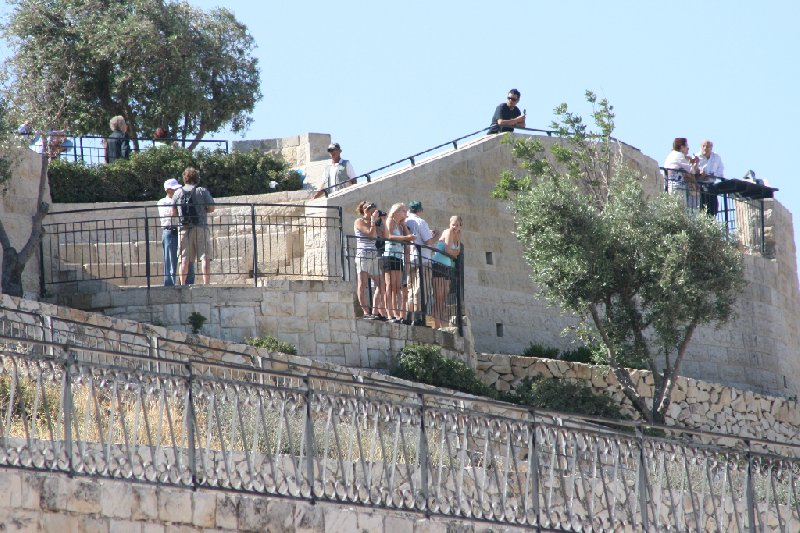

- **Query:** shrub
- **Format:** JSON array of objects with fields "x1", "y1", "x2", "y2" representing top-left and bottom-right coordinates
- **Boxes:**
[
  {"x1": 521, "y1": 343, "x2": 559, "y2": 358},
  {"x1": 391, "y1": 344, "x2": 495, "y2": 398},
  {"x1": 391, "y1": 344, "x2": 628, "y2": 420},
  {"x1": 187, "y1": 312, "x2": 207, "y2": 334},
  {"x1": 48, "y1": 147, "x2": 300, "y2": 203},
  {"x1": 512, "y1": 377, "x2": 626, "y2": 419},
  {"x1": 245, "y1": 336, "x2": 297, "y2": 355},
  {"x1": 560, "y1": 345, "x2": 595, "y2": 364}
]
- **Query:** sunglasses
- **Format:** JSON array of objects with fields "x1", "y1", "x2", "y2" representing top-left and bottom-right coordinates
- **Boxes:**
[
  {"x1": 366, "y1": 203, "x2": 376, "y2": 210},
  {"x1": 507, "y1": 96, "x2": 519, "y2": 102}
]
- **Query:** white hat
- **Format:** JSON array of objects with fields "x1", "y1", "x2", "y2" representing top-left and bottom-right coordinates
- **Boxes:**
[{"x1": 164, "y1": 178, "x2": 181, "y2": 191}]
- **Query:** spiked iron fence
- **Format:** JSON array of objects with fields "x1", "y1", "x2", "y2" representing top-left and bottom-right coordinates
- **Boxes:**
[{"x1": 1, "y1": 304, "x2": 799, "y2": 531}]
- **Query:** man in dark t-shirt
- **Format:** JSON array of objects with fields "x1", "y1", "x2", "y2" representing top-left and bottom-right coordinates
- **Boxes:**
[{"x1": 488, "y1": 88, "x2": 526, "y2": 134}]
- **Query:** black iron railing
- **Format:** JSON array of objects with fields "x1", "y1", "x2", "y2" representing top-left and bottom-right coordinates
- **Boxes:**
[
  {"x1": 1, "y1": 301, "x2": 800, "y2": 531},
  {"x1": 40, "y1": 202, "x2": 344, "y2": 293},
  {"x1": 658, "y1": 168, "x2": 777, "y2": 255},
  {"x1": 20, "y1": 132, "x2": 228, "y2": 165},
  {"x1": 344, "y1": 235, "x2": 465, "y2": 334}
]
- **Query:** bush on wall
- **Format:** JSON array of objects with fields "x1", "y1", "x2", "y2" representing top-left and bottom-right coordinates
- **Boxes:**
[{"x1": 48, "y1": 147, "x2": 302, "y2": 203}]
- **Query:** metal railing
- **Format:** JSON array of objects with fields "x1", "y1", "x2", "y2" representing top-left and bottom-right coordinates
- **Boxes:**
[
  {"x1": 344, "y1": 235, "x2": 464, "y2": 334},
  {"x1": 658, "y1": 169, "x2": 777, "y2": 256},
  {"x1": 1, "y1": 303, "x2": 799, "y2": 531},
  {"x1": 20, "y1": 133, "x2": 228, "y2": 165},
  {"x1": 40, "y1": 203, "x2": 344, "y2": 293}
]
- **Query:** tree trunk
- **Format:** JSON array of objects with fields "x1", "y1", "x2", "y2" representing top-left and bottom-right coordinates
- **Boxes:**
[{"x1": 0, "y1": 152, "x2": 49, "y2": 297}]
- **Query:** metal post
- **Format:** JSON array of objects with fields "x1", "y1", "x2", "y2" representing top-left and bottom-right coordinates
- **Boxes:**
[
  {"x1": 338, "y1": 206, "x2": 345, "y2": 281},
  {"x1": 529, "y1": 411, "x2": 541, "y2": 530},
  {"x1": 304, "y1": 377, "x2": 315, "y2": 500},
  {"x1": 186, "y1": 361, "x2": 197, "y2": 489},
  {"x1": 63, "y1": 350, "x2": 75, "y2": 477},
  {"x1": 745, "y1": 439, "x2": 756, "y2": 531},
  {"x1": 416, "y1": 246, "x2": 426, "y2": 323},
  {"x1": 418, "y1": 394, "x2": 429, "y2": 516},
  {"x1": 455, "y1": 255, "x2": 464, "y2": 337},
  {"x1": 144, "y1": 209, "x2": 151, "y2": 289},
  {"x1": 636, "y1": 426, "x2": 649, "y2": 530},
  {"x1": 250, "y1": 205, "x2": 258, "y2": 287}
]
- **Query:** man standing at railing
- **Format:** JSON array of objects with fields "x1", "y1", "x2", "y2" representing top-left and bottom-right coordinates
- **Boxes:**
[
  {"x1": 172, "y1": 167, "x2": 215, "y2": 285},
  {"x1": 158, "y1": 179, "x2": 181, "y2": 286},
  {"x1": 695, "y1": 139, "x2": 724, "y2": 215},
  {"x1": 405, "y1": 201, "x2": 438, "y2": 326},
  {"x1": 105, "y1": 116, "x2": 131, "y2": 163},
  {"x1": 313, "y1": 142, "x2": 355, "y2": 198},
  {"x1": 488, "y1": 89, "x2": 526, "y2": 134}
]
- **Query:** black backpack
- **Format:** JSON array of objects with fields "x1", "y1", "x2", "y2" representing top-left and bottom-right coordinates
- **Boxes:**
[{"x1": 178, "y1": 187, "x2": 200, "y2": 226}]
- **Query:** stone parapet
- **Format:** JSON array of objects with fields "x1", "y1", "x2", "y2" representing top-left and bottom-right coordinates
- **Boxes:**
[
  {"x1": 476, "y1": 353, "x2": 800, "y2": 444},
  {"x1": 0, "y1": 469, "x2": 526, "y2": 532}
]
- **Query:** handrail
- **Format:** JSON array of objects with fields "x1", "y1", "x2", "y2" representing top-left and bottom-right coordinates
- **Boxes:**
[
  {"x1": 318, "y1": 125, "x2": 558, "y2": 197},
  {"x1": 2, "y1": 307, "x2": 800, "y2": 530}
]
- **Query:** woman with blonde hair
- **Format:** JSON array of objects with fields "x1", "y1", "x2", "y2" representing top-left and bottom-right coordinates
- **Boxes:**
[
  {"x1": 431, "y1": 215, "x2": 462, "y2": 330},
  {"x1": 382, "y1": 203, "x2": 415, "y2": 322}
]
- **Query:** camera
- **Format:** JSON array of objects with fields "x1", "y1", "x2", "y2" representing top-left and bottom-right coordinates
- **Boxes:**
[{"x1": 377, "y1": 210, "x2": 387, "y2": 217}]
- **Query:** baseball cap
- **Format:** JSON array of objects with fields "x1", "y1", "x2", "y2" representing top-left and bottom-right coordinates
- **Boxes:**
[
  {"x1": 327, "y1": 142, "x2": 341, "y2": 151},
  {"x1": 164, "y1": 178, "x2": 181, "y2": 191},
  {"x1": 409, "y1": 201, "x2": 422, "y2": 212}
]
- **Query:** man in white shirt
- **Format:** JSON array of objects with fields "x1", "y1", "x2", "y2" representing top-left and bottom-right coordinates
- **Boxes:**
[
  {"x1": 405, "y1": 201, "x2": 439, "y2": 326},
  {"x1": 314, "y1": 142, "x2": 355, "y2": 198},
  {"x1": 158, "y1": 179, "x2": 182, "y2": 286},
  {"x1": 696, "y1": 140, "x2": 724, "y2": 178},
  {"x1": 696, "y1": 139, "x2": 724, "y2": 215}
]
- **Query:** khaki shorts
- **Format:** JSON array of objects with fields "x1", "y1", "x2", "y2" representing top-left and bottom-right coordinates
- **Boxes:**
[
  {"x1": 179, "y1": 226, "x2": 213, "y2": 263},
  {"x1": 356, "y1": 251, "x2": 381, "y2": 277}
]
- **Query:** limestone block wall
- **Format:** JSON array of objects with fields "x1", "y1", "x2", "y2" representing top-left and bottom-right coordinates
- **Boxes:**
[
  {"x1": 0, "y1": 468, "x2": 508, "y2": 533},
  {"x1": 311, "y1": 132, "x2": 800, "y2": 399},
  {"x1": 0, "y1": 146, "x2": 50, "y2": 298},
  {"x1": 477, "y1": 353, "x2": 800, "y2": 445},
  {"x1": 42, "y1": 281, "x2": 469, "y2": 370}
]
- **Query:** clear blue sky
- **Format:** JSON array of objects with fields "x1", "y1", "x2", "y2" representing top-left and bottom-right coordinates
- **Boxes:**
[{"x1": 3, "y1": 1, "x2": 800, "y2": 259}]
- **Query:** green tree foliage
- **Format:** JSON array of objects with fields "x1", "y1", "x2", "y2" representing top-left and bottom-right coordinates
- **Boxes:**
[
  {"x1": 48, "y1": 148, "x2": 301, "y2": 203},
  {"x1": 493, "y1": 91, "x2": 745, "y2": 424},
  {"x1": 2, "y1": 0, "x2": 261, "y2": 147}
]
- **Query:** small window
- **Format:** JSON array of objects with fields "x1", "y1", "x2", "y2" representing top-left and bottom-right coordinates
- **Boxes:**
[
  {"x1": 485, "y1": 252, "x2": 494, "y2": 265},
  {"x1": 496, "y1": 323, "x2": 504, "y2": 337}
]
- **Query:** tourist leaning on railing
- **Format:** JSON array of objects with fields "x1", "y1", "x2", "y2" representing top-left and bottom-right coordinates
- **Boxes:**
[
  {"x1": 383, "y1": 203, "x2": 415, "y2": 323},
  {"x1": 694, "y1": 139, "x2": 725, "y2": 215},
  {"x1": 405, "y1": 201, "x2": 438, "y2": 327},
  {"x1": 354, "y1": 201, "x2": 386, "y2": 320},
  {"x1": 431, "y1": 215, "x2": 462, "y2": 330},
  {"x1": 663, "y1": 137, "x2": 700, "y2": 208}
]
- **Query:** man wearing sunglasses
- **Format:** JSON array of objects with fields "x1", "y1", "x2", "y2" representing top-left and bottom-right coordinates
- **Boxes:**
[{"x1": 488, "y1": 89, "x2": 526, "y2": 134}]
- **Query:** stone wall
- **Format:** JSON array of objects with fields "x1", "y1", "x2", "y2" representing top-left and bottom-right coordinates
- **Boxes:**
[
  {"x1": 476, "y1": 353, "x2": 800, "y2": 445},
  {"x1": 0, "y1": 469, "x2": 522, "y2": 533},
  {"x1": 38, "y1": 281, "x2": 470, "y2": 370},
  {"x1": 310, "y1": 132, "x2": 800, "y2": 399},
  {"x1": 0, "y1": 146, "x2": 50, "y2": 298}
]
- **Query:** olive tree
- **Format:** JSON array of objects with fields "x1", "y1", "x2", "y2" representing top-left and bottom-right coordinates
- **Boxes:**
[
  {"x1": 2, "y1": 0, "x2": 261, "y2": 148},
  {"x1": 493, "y1": 92, "x2": 744, "y2": 424}
]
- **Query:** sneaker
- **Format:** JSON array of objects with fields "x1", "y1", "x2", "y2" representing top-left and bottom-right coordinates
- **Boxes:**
[
  {"x1": 402, "y1": 318, "x2": 413, "y2": 325},
  {"x1": 375, "y1": 315, "x2": 388, "y2": 321},
  {"x1": 363, "y1": 314, "x2": 377, "y2": 320},
  {"x1": 412, "y1": 318, "x2": 425, "y2": 327}
]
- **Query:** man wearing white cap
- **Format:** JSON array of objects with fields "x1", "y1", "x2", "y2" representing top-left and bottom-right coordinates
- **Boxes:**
[
  {"x1": 158, "y1": 178, "x2": 182, "y2": 286},
  {"x1": 314, "y1": 142, "x2": 355, "y2": 198}
]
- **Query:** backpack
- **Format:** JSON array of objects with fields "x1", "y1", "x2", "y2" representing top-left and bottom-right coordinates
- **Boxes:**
[{"x1": 178, "y1": 187, "x2": 200, "y2": 226}]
